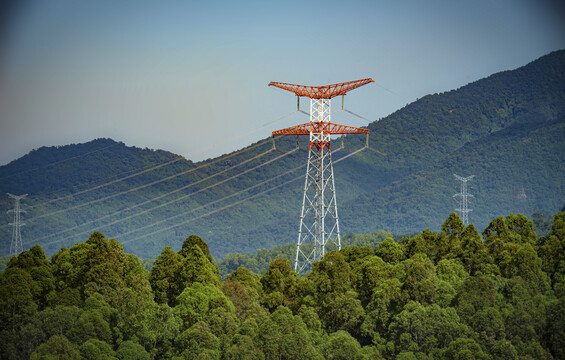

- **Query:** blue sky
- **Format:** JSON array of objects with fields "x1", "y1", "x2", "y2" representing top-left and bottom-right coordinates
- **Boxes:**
[{"x1": 0, "y1": 0, "x2": 564, "y2": 165}]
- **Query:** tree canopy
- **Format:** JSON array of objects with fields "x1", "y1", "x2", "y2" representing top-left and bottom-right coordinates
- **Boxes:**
[{"x1": 1, "y1": 211, "x2": 564, "y2": 359}]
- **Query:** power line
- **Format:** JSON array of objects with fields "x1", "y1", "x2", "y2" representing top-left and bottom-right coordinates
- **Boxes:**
[
  {"x1": 339, "y1": 95, "x2": 380, "y2": 124},
  {"x1": 89, "y1": 148, "x2": 298, "y2": 232},
  {"x1": 123, "y1": 173, "x2": 303, "y2": 245},
  {"x1": 26, "y1": 155, "x2": 185, "y2": 212},
  {"x1": 24, "y1": 139, "x2": 273, "y2": 225},
  {"x1": 32, "y1": 147, "x2": 299, "y2": 247},
  {"x1": 27, "y1": 139, "x2": 366, "y2": 250},
  {"x1": 29, "y1": 144, "x2": 274, "y2": 244},
  {"x1": 0, "y1": 142, "x2": 119, "y2": 181},
  {"x1": 19, "y1": 109, "x2": 297, "y2": 214},
  {"x1": 120, "y1": 160, "x2": 307, "y2": 244},
  {"x1": 29, "y1": 140, "x2": 272, "y2": 239},
  {"x1": 0, "y1": 153, "x2": 189, "y2": 231},
  {"x1": 372, "y1": 80, "x2": 410, "y2": 102},
  {"x1": 7, "y1": 110, "x2": 298, "y2": 243},
  {"x1": 6, "y1": 105, "x2": 371, "y2": 253},
  {"x1": 0, "y1": 154, "x2": 184, "y2": 230},
  {"x1": 121, "y1": 144, "x2": 364, "y2": 246}
]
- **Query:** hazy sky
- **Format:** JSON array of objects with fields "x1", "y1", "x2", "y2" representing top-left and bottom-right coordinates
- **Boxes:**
[{"x1": 0, "y1": 0, "x2": 564, "y2": 165}]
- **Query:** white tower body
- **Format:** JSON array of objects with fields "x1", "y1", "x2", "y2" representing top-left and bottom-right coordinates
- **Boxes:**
[
  {"x1": 295, "y1": 98, "x2": 341, "y2": 273},
  {"x1": 8, "y1": 193, "x2": 27, "y2": 256},
  {"x1": 453, "y1": 174, "x2": 474, "y2": 226}
]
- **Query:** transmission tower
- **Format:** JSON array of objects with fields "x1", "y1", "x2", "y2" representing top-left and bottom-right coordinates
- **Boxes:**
[
  {"x1": 7, "y1": 193, "x2": 27, "y2": 256},
  {"x1": 270, "y1": 78, "x2": 374, "y2": 273},
  {"x1": 453, "y1": 174, "x2": 474, "y2": 226}
]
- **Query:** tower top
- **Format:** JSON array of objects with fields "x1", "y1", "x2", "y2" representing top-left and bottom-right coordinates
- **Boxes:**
[
  {"x1": 7, "y1": 193, "x2": 28, "y2": 200},
  {"x1": 269, "y1": 78, "x2": 374, "y2": 99},
  {"x1": 454, "y1": 174, "x2": 475, "y2": 182}
]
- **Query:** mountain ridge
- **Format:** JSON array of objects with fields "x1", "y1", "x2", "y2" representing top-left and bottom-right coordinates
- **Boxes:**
[{"x1": 1, "y1": 50, "x2": 564, "y2": 259}]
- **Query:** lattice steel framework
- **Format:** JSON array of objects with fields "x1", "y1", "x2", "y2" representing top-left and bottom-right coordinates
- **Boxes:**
[
  {"x1": 7, "y1": 193, "x2": 27, "y2": 256},
  {"x1": 453, "y1": 174, "x2": 474, "y2": 226},
  {"x1": 270, "y1": 79, "x2": 373, "y2": 273}
]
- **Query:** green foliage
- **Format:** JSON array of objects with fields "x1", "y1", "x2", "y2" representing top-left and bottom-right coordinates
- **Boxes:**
[
  {"x1": 116, "y1": 340, "x2": 151, "y2": 360},
  {"x1": 174, "y1": 282, "x2": 235, "y2": 330},
  {"x1": 1, "y1": 213, "x2": 564, "y2": 359},
  {"x1": 4, "y1": 245, "x2": 55, "y2": 310},
  {"x1": 150, "y1": 236, "x2": 221, "y2": 308},
  {"x1": 309, "y1": 251, "x2": 352, "y2": 295},
  {"x1": 441, "y1": 337, "x2": 488, "y2": 360},
  {"x1": 375, "y1": 237, "x2": 405, "y2": 264},
  {"x1": 179, "y1": 235, "x2": 214, "y2": 264},
  {"x1": 361, "y1": 277, "x2": 402, "y2": 347},
  {"x1": 141, "y1": 302, "x2": 181, "y2": 359},
  {"x1": 351, "y1": 255, "x2": 394, "y2": 306},
  {"x1": 388, "y1": 301, "x2": 471, "y2": 355},
  {"x1": 222, "y1": 268, "x2": 265, "y2": 321},
  {"x1": 537, "y1": 211, "x2": 565, "y2": 292},
  {"x1": 342, "y1": 230, "x2": 395, "y2": 248},
  {"x1": 218, "y1": 243, "x2": 296, "y2": 280},
  {"x1": 178, "y1": 241, "x2": 221, "y2": 288},
  {"x1": 260, "y1": 258, "x2": 298, "y2": 311},
  {"x1": 224, "y1": 334, "x2": 264, "y2": 360},
  {"x1": 0, "y1": 266, "x2": 38, "y2": 332},
  {"x1": 175, "y1": 321, "x2": 220, "y2": 360},
  {"x1": 30, "y1": 335, "x2": 81, "y2": 360},
  {"x1": 256, "y1": 306, "x2": 322, "y2": 360},
  {"x1": 322, "y1": 330, "x2": 364, "y2": 360},
  {"x1": 490, "y1": 339, "x2": 518, "y2": 360},
  {"x1": 150, "y1": 246, "x2": 184, "y2": 305},
  {"x1": 0, "y1": 256, "x2": 12, "y2": 273},
  {"x1": 80, "y1": 338, "x2": 118, "y2": 360},
  {"x1": 400, "y1": 255, "x2": 438, "y2": 306},
  {"x1": 50, "y1": 232, "x2": 130, "y2": 307},
  {"x1": 547, "y1": 296, "x2": 565, "y2": 359}
]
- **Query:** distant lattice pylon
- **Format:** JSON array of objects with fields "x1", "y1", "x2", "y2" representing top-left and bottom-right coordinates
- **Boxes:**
[
  {"x1": 517, "y1": 187, "x2": 527, "y2": 200},
  {"x1": 270, "y1": 78, "x2": 373, "y2": 273},
  {"x1": 7, "y1": 193, "x2": 27, "y2": 256},
  {"x1": 453, "y1": 174, "x2": 474, "y2": 226}
]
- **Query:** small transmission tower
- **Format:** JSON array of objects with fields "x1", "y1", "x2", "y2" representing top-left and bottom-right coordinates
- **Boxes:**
[
  {"x1": 270, "y1": 78, "x2": 373, "y2": 273},
  {"x1": 7, "y1": 193, "x2": 27, "y2": 256},
  {"x1": 453, "y1": 174, "x2": 474, "y2": 226}
]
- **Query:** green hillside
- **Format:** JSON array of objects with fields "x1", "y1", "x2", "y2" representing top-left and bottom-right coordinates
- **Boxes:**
[
  {"x1": 340, "y1": 117, "x2": 564, "y2": 233},
  {"x1": 0, "y1": 50, "x2": 564, "y2": 259}
]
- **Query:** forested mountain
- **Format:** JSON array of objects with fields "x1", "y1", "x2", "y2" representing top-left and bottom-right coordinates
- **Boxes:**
[
  {"x1": 0, "y1": 50, "x2": 564, "y2": 259},
  {"x1": 1, "y1": 212, "x2": 564, "y2": 359}
]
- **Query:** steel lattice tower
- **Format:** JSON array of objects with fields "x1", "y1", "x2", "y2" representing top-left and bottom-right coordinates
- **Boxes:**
[
  {"x1": 7, "y1": 193, "x2": 27, "y2": 256},
  {"x1": 270, "y1": 79, "x2": 373, "y2": 273},
  {"x1": 453, "y1": 174, "x2": 474, "y2": 226}
]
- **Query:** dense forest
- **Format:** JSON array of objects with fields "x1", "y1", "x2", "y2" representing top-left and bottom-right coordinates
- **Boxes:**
[
  {"x1": 1, "y1": 211, "x2": 564, "y2": 359},
  {"x1": 0, "y1": 50, "x2": 564, "y2": 260}
]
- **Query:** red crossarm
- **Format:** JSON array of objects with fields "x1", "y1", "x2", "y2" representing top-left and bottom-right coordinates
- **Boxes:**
[
  {"x1": 269, "y1": 78, "x2": 374, "y2": 99},
  {"x1": 272, "y1": 122, "x2": 369, "y2": 151},
  {"x1": 272, "y1": 122, "x2": 369, "y2": 136}
]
